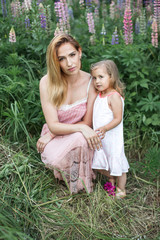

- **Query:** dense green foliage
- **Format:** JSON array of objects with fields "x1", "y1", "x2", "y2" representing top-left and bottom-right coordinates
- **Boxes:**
[{"x1": 0, "y1": 0, "x2": 160, "y2": 239}]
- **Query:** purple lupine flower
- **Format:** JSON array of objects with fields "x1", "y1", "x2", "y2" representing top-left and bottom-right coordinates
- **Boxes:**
[
  {"x1": 104, "y1": 182, "x2": 116, "y2": 196},
  {"x1": 111, "y1": 27, "x2": 119, "y2": 45},
  {"x1": 147, "y1": 15, "x2": 153, "y2": 26},
  {"x1": 25, "y1": 17, "x2": 30, "y2": 28},
  {"x1": 123, "y1": 6, "x2": 133, "y2": 45},
  {"x1": 54, "y1": 0, "x2": 70, "y2": 34},
  {"x1": 151, "y1": 18, "x2": 158, "y2": 48},
  {"x1": 1, "y1": 0, "x2": 7, "y2": 17},
  {"x1": 137, "y1": 0, "x2": 143, "y2": 9},
  {"x1": 86, "y1": 0, "x2": 92, "y2": 9},
  {"x1": 102, "y1": 0, "x2": 107, "y2": 21},
  {"x1": 9, "y1": 27, "x2": 16, "y2": 43},
  {"x1": 40, "y1": 13, "x2": 46, "y2": 29},
  {"x1": 117, "y1": 0, "x2": 124, "y2": 10},
  {"x1": 135, "y1": 17, "x2": 140, "y2": 34}
]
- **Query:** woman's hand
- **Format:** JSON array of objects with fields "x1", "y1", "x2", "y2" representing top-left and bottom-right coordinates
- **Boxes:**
[
  {"x1": 36, "y1": 132, "x2": 54, "y2": 153},
  {"x1": 79, "y1": 125, "x2": 102, "y2": 150}
]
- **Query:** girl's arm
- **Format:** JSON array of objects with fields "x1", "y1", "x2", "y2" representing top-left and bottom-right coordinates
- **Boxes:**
[
  {"x1": 96, "y1": 94, "x2": 123, "y2": 139},
  {"x1": 37, "y1": 76, "x2": 101, "y2": 152}
]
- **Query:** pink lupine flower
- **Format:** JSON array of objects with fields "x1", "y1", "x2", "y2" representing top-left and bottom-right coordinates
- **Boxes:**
[
  {"x1": 151, "y1": 18, "x2": 158, "y2": 48},
  {"x1": 24, "y1": 0, "x2": 32, "y2": 11},
  {"x1": 79, "y1": 0, "x2": 84, "y2": 7},
  {"x1": 9, "y1": 27, "x2": 16, "y2": 43},
  {"x1": 110, "y1": 1, "x2": 115, "y2": 20},
  {"x1": 11, "y1": 0, "x2": 21, "y2": 18},
  {"x1": 153, "y1": 0, "x2": 160, "y2": 31},
  {"x1": 87, "y1": 12, "x2": 95, "y2": 34},
  {"x1": 123, "y1": 6, "x2": 133, "y2": 44},
  {"x1": 125, "y1": 0, "x2": 131, "y2": 8}
]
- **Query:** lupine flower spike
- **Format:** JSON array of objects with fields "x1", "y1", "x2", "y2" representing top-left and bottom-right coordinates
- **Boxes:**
[
  {"x1": 101, "y1": 23, "x2": 106, "y2": 45},
  {"x1": 111, "y1": 27, "x2": 119, "y2": 45},
  {"x1": 1, "y1": 0, "x2": 7, "y2": 17},
  {"x1": 104, "y1": 182, "x2": 116, "y2": 196},
  {"x1": 151, "y1": 18, "x2": 158, "y2": 48},
  {"x1": 9, "y1": 27, "x2": 16, "y2": 43},
  {"x1": 123, "y1": 6, "x2": 133, "y2": 44}
]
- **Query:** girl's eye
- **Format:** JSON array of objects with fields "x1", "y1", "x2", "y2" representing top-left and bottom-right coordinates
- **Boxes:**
[
  {"x1": 100, "y1": 75, "x2": 103, "y2": 78},
  {"x1": 70, "y1": 53, "x2": 76, "y2": 57},
  {"x1": 92, "y1": 77, "x2": 96, "y2": 80}
]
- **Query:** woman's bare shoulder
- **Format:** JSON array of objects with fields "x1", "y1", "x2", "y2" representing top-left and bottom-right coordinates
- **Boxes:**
[
  {"x1": 80, "y1": 70, "x2": 91, "y2": 80},
  {"x1": 40, "y1": 74, "x2": 48, "y2": 85},
  {"x1": 39, "y1": 75, "x2": 48, "y2": 91}
]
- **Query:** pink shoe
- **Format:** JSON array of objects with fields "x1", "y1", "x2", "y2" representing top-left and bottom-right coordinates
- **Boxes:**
[{"x1": 104, "y1": 182, "x2": 116, "y2": 196}]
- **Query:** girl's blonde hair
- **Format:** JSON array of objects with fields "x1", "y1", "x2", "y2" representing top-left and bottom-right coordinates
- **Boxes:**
[
  {"x1": 90, "y1": 60, "x2": 125, "y2": 97},
  {"x1": 46, "y1": 33, "x2": 81, "y2": 107}
]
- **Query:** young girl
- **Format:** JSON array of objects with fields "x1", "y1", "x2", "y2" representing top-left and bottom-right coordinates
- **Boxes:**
[{"x1": 91, "y1": 60, "x2": 129, "y2": 199}]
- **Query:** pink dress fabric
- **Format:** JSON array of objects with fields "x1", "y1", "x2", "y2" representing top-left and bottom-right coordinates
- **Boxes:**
[{"x1": 41, "y1": 79, "x2": 95, "y2": 193}]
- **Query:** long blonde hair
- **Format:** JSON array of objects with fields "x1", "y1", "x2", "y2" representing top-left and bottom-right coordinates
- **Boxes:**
[
  {"x1": 90, "y1": 60, "x2": 125, "y2": 97},
  {"x1": 46, "y1": 33, "x2": 81, "y2": 107}
]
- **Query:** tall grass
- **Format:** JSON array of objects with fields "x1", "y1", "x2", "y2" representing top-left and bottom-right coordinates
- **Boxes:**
[{"x1": 0, "y1": 138, "x2": 159, "y2": 240}]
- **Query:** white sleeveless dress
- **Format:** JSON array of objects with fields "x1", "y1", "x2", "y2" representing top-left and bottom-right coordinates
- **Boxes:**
[{"x1": 92, "y1": 92, "x2": 129, "y2": 176}]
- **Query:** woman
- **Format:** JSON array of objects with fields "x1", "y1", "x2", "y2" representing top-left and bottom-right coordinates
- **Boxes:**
[{"x1": 36, "y1": 33, "x2": 101, "y2": 194}]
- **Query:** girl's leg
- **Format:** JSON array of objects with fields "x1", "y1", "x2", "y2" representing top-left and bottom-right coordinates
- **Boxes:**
[
  {"x1": 97, "y1": 170, "x2": 116, "y2": 185},
  {"x1": 116, "y1": 173, "x2": 127, "y2": 199},
  {"x1": 117, "y1": 173, "x2": 127, "y2": 191}
]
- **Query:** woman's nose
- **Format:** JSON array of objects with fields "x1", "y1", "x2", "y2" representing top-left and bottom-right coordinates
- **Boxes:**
[{"x1": 66, "y1": 58, "x2": 72, "y2": 66}]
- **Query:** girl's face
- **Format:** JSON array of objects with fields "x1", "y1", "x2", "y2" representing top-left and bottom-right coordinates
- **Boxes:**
[
  {"x1": 92, "y1": 65, "x2": 113, "y2": 93},
  {"x1": 57, "y1": 43, "x2": 82, "y2": 76}
]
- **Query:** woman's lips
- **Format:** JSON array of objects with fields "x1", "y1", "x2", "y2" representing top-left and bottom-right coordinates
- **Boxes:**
[{"x1": 68, "y1": 67, "x2": 76, "y2": 72}]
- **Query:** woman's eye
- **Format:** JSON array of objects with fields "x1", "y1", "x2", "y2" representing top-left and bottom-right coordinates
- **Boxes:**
[
  {"x1": 100, "y1": 75, "x2": 103, "y2": 78},
  {"x1": 70, "y1": 53, "x2": 76, "y2": 57},
  {"x1": 59, "y1": 58, "x2": 64, "y2": 61}
]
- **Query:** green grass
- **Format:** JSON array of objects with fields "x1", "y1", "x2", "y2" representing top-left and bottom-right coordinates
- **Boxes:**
[{"x1": 0, "y1": 138, "x2": 159, "y2": 240}]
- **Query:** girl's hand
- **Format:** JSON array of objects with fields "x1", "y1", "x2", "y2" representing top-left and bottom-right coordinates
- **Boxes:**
[
  {"x1": 95, "y1": 127, "x2": 107, "y2": 140},
  {"x1": 36, "y1": 132, "x2": 54, "y2": 153},
  {"x1": 80, "y1": 125, "x2": 102, "y2": 150}
]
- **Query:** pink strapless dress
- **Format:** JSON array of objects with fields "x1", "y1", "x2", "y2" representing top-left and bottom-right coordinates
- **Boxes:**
[{"x1": 40, "y1": 97, "x2": 95, "y2": 194}]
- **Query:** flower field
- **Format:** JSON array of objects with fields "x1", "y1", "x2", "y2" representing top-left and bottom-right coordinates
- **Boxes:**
[{"x1": 0, "y1": 0, "x2": 160, "y2": 239}]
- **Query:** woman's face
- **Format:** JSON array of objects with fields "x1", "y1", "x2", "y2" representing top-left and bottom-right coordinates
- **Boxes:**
[{"x1": 57, "y1": 43, "x2": 82, "y2": 76}]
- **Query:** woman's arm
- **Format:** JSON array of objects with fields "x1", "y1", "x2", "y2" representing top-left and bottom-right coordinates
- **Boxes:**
[
  {"x1": 38, "y1": 76, "x2": 101, "y2": 151},
  {"x1": 95, "y1": 94, "x2": 123, "y2": 139}
]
